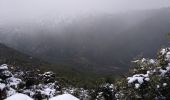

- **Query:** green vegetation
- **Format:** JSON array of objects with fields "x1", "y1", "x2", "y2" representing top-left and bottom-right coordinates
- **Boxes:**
[{"x1": 0, "y1": 43, "x2": 116, "y2": 89}]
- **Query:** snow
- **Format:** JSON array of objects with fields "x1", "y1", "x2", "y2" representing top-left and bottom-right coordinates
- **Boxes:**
[
  {"x1": 147, "y1": 71, "x2": 150, "y2": 74},
  {"x1": 159, "y1": 65, "x2": 170, "y2": 76},
  {"x1": 109, "y1": 84, "x2": 114, "y2": 89},
  {"x1": 141, "y1": 58, "x2": 146, "y2": 62},
  {"x1": 127, "y1": 73, "x2": 149, "y2": 84},
  {"x1": 5, "y1": 93, "x2": 33, "y2": 100},
  {"x1": 22, "y1": 89, "x2": 35, "y2": 97},
  {"x1": 43, "y1": 71, "x2": 54, "y2": 77},
  {"x1": 163, "y1": 83, "x2": 167, "y2": 87},
  {"x1": 44, "y1": 87, "x2": 56, "y2": 96},
  {"x1": 2, "y1": 70, "x2": 12, "y2": 77},
  {"x1": 135, "y1": 83, "x2": 140, "y2": 89},
  {"x1": 131, "y1": 60, "x2": 139, "y2": 63},
  {"x1": 128, "y1": 76, "x2": 143, "y2": 84},
  {"x1": 0, "y1": 64, "x2": 8, "y2": 70},
  {"x1": 49, "y1": 94, "x2": 79, "y2": 100},
  {"x1": 160, "y1": 48, "x2": 170, "y2": 62},
  {"x1": 166, "y1": 52, "x2": 170, "y2": 55},
  {"x1": 6, "y1": 88, "x2": 16, "y2": 97},
  {"x1": 160, "y1": 69, "x2": 167, "y2": 76},
  {"x1": 6, "y1": 77, "x2": 22, "y2": 88},
  {"x1": 166, "y1": 52, "x2": 170, "y2": 62},
  {"x1": 149, "y1": 59, "x2": 156, "y2": 64},
  {"x1": 0, "y1": 64, "x2": 86, "y2": 99},
  {"x1": 0, "y1": 83, "x2": 6, "y2": 90},
  {"x1": 160, "y1": 48, "x2": 166, "y2": 55},
  {"x1": 145, "y1": 78, "x2": 150, "y2": 81},
  {"x1": 43, "y1": 83, "x2": 56, "y2": 95},
  {"x1": 35, "y1": 82, "x2": 56, "y2": 98}
]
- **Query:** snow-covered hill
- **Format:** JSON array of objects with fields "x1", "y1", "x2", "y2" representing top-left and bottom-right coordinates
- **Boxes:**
[
  {"x1": 5, "y1": 93, "x2": 33, "y2": 100},
  {"x1": 0, "y1": 64, "x2": 89, "y2": 100},
  {"x1": 49, "y1": 94, "x2": 79, "y2": 100},
  {"x1": 5, "y1": 93, "x2": 79, "y2": 100}
]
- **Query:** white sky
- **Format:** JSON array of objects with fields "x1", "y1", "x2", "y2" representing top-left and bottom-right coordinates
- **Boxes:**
[{"x1": 0, "y1": 0, "x2": 170, "y2": 22}]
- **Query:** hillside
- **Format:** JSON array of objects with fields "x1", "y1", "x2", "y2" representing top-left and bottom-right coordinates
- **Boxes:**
[
  {"x1": 0, "y1": 43, "x2": 114, "y2": 88},
  {"x1": 0, "y1": 43, "x2": 45, "y2": 67},
  {"x1": 1, "y1": 45, "x2": 170, "y2": 100}
]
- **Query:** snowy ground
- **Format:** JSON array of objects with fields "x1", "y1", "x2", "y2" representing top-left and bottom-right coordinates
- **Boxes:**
[{"x1": 5, "y1": 93, "x2": 79, "y2": 100}]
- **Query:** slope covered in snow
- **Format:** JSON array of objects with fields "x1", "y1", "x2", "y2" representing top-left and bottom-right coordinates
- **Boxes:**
[
  {"x1": 5, "y1": 93, "x2": 79, "y2": 100},
  {"x1": 0, "y1": 63, "x2": 91, "y2": 100},
  {"x1": 5, "y1": 93, "x2": 33, "y2": 100},
  {"x1": 49, "y1": 94, "x2": 79, "y2": 100}
]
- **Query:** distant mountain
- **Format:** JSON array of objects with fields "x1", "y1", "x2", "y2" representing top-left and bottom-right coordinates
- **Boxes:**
[{"x1": 0, "y1": 7, "x2": 170, "y2": 75}]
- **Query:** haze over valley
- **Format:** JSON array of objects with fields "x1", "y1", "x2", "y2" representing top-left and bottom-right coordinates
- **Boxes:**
[
  {"x1": 0, "y1": 7, "x2": 170, "y2": 75},
  {"x1": 1, "y1": 0, "x2": 170, "y2": 99}
]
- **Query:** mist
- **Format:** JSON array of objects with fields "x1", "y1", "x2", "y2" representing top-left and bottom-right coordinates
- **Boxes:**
[
  {"x1": 0, "y1": 0, "x2": 170, "y2": 24},
  {"x1": 0, "y1": 0, "x2": 170, "y2": 74}
]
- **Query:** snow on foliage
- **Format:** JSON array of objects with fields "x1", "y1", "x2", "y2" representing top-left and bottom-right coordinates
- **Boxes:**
[
  {"x1": 0, "y1": 64, "x2": 58, "y2": 99},
  {"x1": 94, "y1": 83, "x2": 116, "y2": 100},
  {"x1": 6, "y1": 77, "x2": 22, "y2": 88},
  {"x1": 119, "y1": 47, "x2": 170, "y2": 99},
  {"x1": 0, "y1": 64, "x2": 20, "y2": 98},
  {"x1": 0, "y1": 64, "x2": 91, "y2": 100},
  {"x1": 127, "y1": 72, "x2": 149, "y2": 84},
  {"x1": 135, "y1": 83, "x2": 140, "y2": 89},
  {"x1": 0, "y1": 83, "x2": 5, "y2": 90},
  {"x1": 159, "y1": 63, "x2": 170, "y2": 76},
  {"x1": 2, "y1": 47, "x2": 170, "y2": 100},
  {"x1": 0, "y1": 64, "x2": 8, "y2": 70}
]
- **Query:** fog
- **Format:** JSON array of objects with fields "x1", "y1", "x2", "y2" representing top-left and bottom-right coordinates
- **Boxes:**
[
  {"x1": 0, "y1": 0, "x2": 170, "y2": 24},
  {"x1": 0, "y1": 0, "x2": 170, "y2": 74}
]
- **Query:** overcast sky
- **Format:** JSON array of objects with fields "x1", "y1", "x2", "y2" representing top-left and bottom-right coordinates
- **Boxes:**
[{"x1": 0, "y1": 0, "x2": 170, "y2": 22}]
